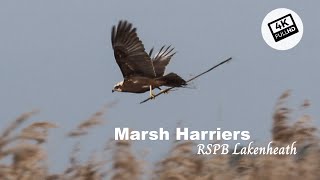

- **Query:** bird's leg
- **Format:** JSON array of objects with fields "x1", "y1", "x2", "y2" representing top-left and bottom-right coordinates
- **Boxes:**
[{"x1": 149, "y1": 85, "x2": 155, "y2": 99}]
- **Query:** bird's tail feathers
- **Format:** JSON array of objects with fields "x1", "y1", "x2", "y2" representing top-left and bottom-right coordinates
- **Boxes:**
[{"x1": 156, "y1": 73, "x2": 187, "y2": 87}]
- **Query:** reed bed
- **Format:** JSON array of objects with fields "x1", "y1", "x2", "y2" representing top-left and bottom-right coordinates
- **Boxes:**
[{"x1": 0, "y1": 91, "x2": 319, "y2": 180}]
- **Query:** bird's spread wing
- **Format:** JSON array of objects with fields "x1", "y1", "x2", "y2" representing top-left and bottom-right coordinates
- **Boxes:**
[
  {"x1": 111, "y1": 21, "x2": 156, "y2": 78},
  {"x1": 150, "y1": 46, "x2": 175, "y2": 77}
]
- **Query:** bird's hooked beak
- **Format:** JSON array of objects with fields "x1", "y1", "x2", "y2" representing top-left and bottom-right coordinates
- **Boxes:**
[{"x1": 112, "y1": 89, "x2": 115, "y2": 93}]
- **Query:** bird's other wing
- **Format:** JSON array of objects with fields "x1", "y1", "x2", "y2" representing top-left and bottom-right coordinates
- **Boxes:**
[
  {"x1": 151, "y1": 46, "x2": 176, "y2": 77},
  {"x1": 111, "y1": 20, "x2": 156, "y2": 78}
]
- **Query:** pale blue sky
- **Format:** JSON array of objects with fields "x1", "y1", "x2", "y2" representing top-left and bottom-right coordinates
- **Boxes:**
[{"x1": 1, "y1": 1, "x2": 319, "y2": 172}]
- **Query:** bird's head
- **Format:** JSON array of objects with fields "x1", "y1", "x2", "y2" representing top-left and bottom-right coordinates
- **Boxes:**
[{"x1": 112, "y1": 81, "x2": 124, "y2": 93}]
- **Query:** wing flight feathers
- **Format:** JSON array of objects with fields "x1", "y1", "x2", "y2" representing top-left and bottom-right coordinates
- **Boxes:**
[
  {"x1": 152, "y1": 46, "x2": 176, "y2": 77},
  {"x1": 112, "y1": 21, "x2": 156, "y2": 78}
]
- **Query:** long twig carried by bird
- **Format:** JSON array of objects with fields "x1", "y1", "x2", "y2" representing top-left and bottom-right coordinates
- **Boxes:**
[{"x1": 139, "y1": 57, "x2": 232, "y2": 104}]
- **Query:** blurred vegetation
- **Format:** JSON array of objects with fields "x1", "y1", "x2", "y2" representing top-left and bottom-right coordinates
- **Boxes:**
[{"x1": 0, "y1": 91, "x2": 319, "y2": 180}]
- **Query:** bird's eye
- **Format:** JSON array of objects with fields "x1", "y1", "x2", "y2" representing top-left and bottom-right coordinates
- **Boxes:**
[{"x1": 115, "y1": 85, "x2": 119, "y2": 89}]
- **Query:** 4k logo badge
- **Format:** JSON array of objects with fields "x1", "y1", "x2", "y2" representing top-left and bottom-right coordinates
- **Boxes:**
[
  {"x1": 261, "y1": 8, "x2": 303, "y2": 50},
  {"x1": 268, "y1": 14, "x2": 299, "y2": 42}
]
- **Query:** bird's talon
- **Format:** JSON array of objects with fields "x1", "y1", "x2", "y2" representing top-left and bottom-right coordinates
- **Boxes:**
[{"x1": 150, "y1": 94, "x2": 155, "y2": 99}]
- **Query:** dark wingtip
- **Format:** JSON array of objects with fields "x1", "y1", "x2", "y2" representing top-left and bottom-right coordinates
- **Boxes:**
[
  {"x1": 111, "y1": 26, "x2": 116, "y2": 45},
  {"x1": 112, "y1": 20, "x2": 135, "y2": 46},
  {"x1": 149, "y1": 47, "x2": 154, "y2": 57}
]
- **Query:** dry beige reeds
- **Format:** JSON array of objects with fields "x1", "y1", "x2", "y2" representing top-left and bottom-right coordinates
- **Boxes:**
[
  {"x1": 0, "y1": 111, "x2": 55, "y2": 180},
  {"x1": 0, "y1": 91, "x2": 319, "y2": 180},
  {"x1": 68, "y1": 101, "x2": 117, "y2": 137},
  {"x1": 111, "y1": 140, "x2": 142, "y2": 180}
]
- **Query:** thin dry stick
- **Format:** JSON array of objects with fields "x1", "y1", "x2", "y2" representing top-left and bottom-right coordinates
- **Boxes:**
[{"x1": 140, "y1": 57, "x2": 232, "y2": 104}]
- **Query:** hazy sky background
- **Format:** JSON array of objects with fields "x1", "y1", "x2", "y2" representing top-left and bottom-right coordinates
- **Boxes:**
[{"x1": 1, "y1": 1, "x2": 319, "y2": 173}]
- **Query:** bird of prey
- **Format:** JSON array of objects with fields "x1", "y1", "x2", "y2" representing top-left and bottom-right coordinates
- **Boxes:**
[{"x1": 111, "y1": 20, "x2": 186, "y2": 99}]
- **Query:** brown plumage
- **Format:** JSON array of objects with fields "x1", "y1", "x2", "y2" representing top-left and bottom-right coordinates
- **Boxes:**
[{"x1": 111, "y1": 20, "x2": 186, "y2": 98}]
